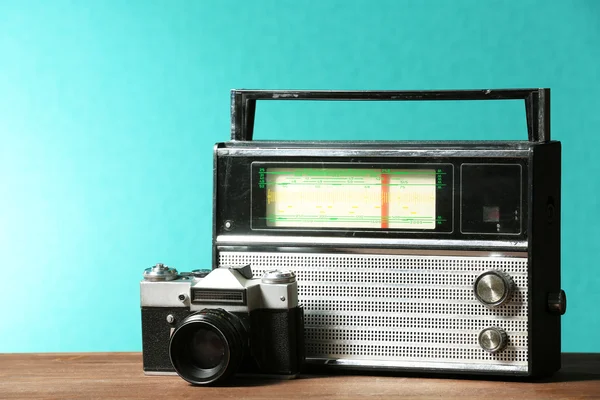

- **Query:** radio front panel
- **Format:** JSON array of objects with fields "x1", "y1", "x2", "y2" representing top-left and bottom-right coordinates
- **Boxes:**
[{"x1": 218, "y1": 250, "x2": 529, "y2": 373}]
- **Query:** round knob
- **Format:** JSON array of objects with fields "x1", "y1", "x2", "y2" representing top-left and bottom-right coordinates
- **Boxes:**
[
  {"x1": 548, "y1": 290, "x2": 567, "y2": 315},
  {"x1": 473, "y1": 270, "x2": 515, "y2": 307},
  {"x1": 261, "y1": 269, "x2": 296, "y2": 284},
  {"x1": 143, "y1": 263, "x2": 179, "y2": 281},
  {"x1": 478, "y1": 327, "x2": 508, "y2": 353},
  {"x1": 191, "y1": 269, "x2": 212, "y2": 278}
]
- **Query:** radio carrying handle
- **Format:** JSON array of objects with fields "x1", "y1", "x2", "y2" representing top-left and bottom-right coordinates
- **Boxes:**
[{"x1": 230, "y1": 89, "x2": 550, "y2": 143}]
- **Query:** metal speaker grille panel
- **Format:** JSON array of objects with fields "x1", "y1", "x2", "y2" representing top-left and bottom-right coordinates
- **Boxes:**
[{"x1": 218, "y1": 251, "x2": 529, "y2": 370}]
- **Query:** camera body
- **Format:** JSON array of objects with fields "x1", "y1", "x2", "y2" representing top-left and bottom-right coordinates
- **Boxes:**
[{"x1": 140, "y1": 264, "x2": 304, "y2": 385}]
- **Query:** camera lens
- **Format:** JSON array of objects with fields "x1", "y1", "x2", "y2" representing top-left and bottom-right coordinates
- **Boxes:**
[
  {"x1": 190, "y1": 328, "x2": 225, "y2": 369},
  {"x1": 169, "y1": 309, "x2": 247, "y2": 385}
]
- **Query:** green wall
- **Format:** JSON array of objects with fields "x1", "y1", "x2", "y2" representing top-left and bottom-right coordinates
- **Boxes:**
[{"x1": 0, "y1": 0, "x2": 598, "y2": 352}]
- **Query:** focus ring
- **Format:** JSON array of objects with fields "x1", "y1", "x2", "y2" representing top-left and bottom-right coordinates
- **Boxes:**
[{"x1": 169, "y1": 309, "x2": 247, "y2": 385}]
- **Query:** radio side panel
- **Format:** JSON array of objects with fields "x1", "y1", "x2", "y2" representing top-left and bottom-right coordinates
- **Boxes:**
[{"x1": 528, "y1": 142, "x2": 562, "y2": 376}]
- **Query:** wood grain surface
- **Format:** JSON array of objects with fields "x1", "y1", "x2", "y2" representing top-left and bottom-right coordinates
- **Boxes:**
[{"x1": 0, "y1": 353, "x2": 598, "y2": 399}]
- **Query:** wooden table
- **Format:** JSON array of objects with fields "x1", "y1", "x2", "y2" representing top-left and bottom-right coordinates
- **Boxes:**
[{"x1": 0, "y1": 353, "x2": 598, "y2": 399}]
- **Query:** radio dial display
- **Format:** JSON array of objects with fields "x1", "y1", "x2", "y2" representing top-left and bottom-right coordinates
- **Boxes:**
[
  {"x1": 251, "y1": 164, "x2": 453, "y2": 233},
  {"x1": 265, "y1": 168, "x2": 437, "y2": 229}
]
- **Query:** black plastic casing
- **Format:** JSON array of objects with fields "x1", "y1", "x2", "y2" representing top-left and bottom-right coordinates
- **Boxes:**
[{"x1": 141, "y1": 306, "x2": 304, "y2": 376}]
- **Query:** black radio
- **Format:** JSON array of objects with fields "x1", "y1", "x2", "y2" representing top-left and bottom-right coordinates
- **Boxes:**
[{"x1": 213, "y1": 89, "x2": 566, "y2": 377}]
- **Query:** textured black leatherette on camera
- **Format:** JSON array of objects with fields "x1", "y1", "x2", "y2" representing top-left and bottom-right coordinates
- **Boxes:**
[{"x1": 141, "y1": 307, "x2": 190, "y2": 372}]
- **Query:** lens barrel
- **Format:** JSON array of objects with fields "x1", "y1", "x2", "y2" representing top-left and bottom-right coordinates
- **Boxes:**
[{"x1": 169, "y1": 309, "x2": 247, "y2": 385}]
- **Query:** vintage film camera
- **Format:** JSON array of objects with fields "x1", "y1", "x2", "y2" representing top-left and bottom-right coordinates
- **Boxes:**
[
  {"x1": 140, "y1": 263, "x2": 304, "y2": 385},
  {"x1": 213, "y1": 89, "x2": 566, "y2": 377}
]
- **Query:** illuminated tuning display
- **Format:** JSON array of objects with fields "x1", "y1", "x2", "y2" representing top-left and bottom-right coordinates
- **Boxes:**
[{"x1": 265, "y1": 168, "x2": 437, "y2": 229}]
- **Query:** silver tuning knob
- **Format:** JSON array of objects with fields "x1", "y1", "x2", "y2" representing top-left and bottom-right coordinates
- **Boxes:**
[
  {"x1": 478, "y1": 327, "x2": 508, "y2": 353},
  {"x1": 473, "y1": 269, "x2": 515, "y2": 307}
]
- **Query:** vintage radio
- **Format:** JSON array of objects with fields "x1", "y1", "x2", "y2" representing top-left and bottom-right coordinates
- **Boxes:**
[{"x1": 213, "y1": 89, "x2": 566, "y2": 377}]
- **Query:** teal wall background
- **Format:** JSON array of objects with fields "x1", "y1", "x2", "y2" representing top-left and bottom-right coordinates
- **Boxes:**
[{"x1": 0, "y1": 0, "x2": 598, "y2": 353}]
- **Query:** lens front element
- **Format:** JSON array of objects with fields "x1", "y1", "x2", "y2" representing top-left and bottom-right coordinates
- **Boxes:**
[{"x1": 191, "y1": 328, "x2": 226, "y2": 369}]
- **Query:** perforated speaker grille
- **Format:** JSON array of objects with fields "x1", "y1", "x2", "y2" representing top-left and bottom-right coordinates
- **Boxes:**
[{"x1": 218, "y1": 251, "x2": 529, "y2": 371}]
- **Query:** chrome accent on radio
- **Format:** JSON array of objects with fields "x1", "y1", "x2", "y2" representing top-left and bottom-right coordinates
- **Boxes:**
[
  {"x1": 216, "y1": 235, "x2": 528, "y2": 250},
  {"x1": 218, "y1": 251, "x2": 529, "y2": 371},
  {"x1": 217, "y1": 147, "x2": 532, "y2": 159},
  {"x1": 217, "y1": 246, "x2": 528, "y2": 258},
  {"x1": 308, "y1": 357, "x2": 528, "y2": 373}
]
